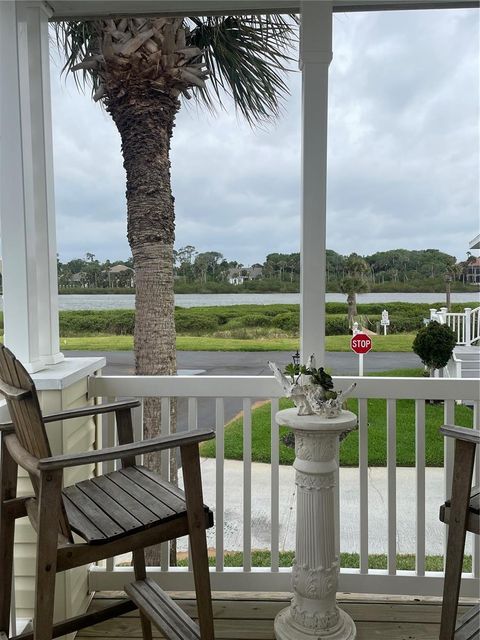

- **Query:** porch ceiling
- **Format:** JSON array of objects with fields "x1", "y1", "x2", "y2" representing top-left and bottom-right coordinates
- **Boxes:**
[{"x1": 46, "y1": 0, "x2": 479, "y2": 20}]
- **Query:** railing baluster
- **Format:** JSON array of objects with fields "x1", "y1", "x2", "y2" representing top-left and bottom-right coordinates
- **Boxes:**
[
  {"x1": 186, "y1": 398, "x2": 197, "y2": 570},
  {"x1": 104, "y1": 397, "x2": 116, "y2": 571},
  {"x1": 132, "y1": 401, "x2": 143, "y2": 463},
  {"x1": 415, "y1": 399, "x2": 426, "y2": 577},
  {"x1": 270, "y1": 398, "x2": 280, "y2": 572},
  {"x1": 443, "y1": 399, "x2": 455, "y2": 568},
  {"x1": 103, "y1": 397, "x2": 116, "y2": 475},
  {"x1": 161, "y1": 397, "x2": 171, "y2": 572},
  {"x1": 358, "y1": 398, "x2": 369, "y2": 574},
  {"x1": 387, "y1": 399, "x2": 397, "y2": 575},
  {"x1": 473, "y1": 400, "x2": 480, "y2": 579},
  {"x1": 215, "y1": 398, "x2": 225, "y2": 572},
  {"x1": 188, "y1": 397, "x2": 197, "y2": 432},
  {"x1": 243, "y1": 398, "x2": 252, "y2": 572}
]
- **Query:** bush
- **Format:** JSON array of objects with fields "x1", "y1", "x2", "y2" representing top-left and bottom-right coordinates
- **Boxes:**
[
  {"x1": 387, "y1": 316, "x2": 424, "y2": 334},
  {"x1": 59, "y1": 310, "x2": 135, "y2": 335},
  {"x1": 272, "y1": 312, "x2": 299, "y2": 333},
  {"x1": 412, "y1": 321, "x2": 457, "y2": 372},
  {"x1": 325, "y1": 317, "x2": 350, "y2": 335},
  {"x1": 174, "y1": 314, "x2": 219, "y2": 334},
  {"x1": 240, "y1": 314, "x2": 272, "y2": 328}
]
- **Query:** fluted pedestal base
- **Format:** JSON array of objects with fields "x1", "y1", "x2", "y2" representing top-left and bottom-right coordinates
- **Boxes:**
[
  {"x1": 275, "y1": 606, "x2": 356, "y2": 640},
  {"x1": 274, "y1": 408, "x2": 357, "y2": 640}
]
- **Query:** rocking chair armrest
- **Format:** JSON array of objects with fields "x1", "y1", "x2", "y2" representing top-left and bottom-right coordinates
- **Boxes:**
[
  {"x1": 42, "y1": 399, "x2": 141, "y2": 423},
  {"x1": 440, "y1": 425, "x2": 480, "y2": 444},
  {"x1": 38, "y1": 428, "x2": 215, "y2": 471},
  {"x1": 0, "y1": 400, "x2": 140, "y2": 435}
]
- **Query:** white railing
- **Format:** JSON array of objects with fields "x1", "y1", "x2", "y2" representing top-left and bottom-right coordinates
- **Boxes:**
[
  {"x1": 87, "y1": 375, "x2": 480, "y2": 597},
  {"x1": 444, "y1": 351, "x2": 462, "y2": 380},
  {"x1": 431, "y1": 306, "x2": 480, "y2": 345}
]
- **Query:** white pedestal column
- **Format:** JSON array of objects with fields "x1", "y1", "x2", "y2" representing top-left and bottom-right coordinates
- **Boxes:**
[{"x1": 274, "y1": 408, "x2": 357, "y2": 640}]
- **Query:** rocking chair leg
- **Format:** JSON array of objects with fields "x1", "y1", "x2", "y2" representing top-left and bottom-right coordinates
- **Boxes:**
[
  {"x1": 181, "y1": 444, "x2": 214, "y2": 640},
  {"x1": 439, "y1": 440, "x2": 476, "y2": 640},
  {"x1": 132, "y1": 550, "x2": 152, "y2": 640},
  {"x1": 34, "y1": 471, "x2": 62, "y2": 640},
  {"x1": 0, "y1": 438, "x2": 18, "y2": 635}
]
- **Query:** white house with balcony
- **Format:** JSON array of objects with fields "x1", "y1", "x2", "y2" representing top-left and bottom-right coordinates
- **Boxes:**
[{"x1": 1, "y1": 1, "x2": 479, "y2": 639}]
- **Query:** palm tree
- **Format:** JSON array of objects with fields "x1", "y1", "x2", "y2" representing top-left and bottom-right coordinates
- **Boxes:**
[
  {"x1": 339, "y1": 253, "x2": 370, "y2": 326},
  {"x1": 55, "y1": 16, "x2": 296, "y2": 424}
]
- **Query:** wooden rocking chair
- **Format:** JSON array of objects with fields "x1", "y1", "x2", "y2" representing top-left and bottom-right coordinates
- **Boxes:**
[{"x1": 0, "y1": 345, "x2": 215, "y2": 640}]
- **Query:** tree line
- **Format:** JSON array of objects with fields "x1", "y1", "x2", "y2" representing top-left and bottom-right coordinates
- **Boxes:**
[{"x1": 57, "y1": 247, "x2": 473, "y2": 289}]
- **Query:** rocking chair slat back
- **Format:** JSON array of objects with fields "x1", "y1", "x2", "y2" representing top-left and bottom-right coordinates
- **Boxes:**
[{"x1": 0, "y1": 345, "x2": 72, "y2": 540}]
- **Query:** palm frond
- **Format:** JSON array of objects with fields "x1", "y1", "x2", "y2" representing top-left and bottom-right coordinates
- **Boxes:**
[
  {"x1": 54, "y1": 14, "x2": 298, "y2": 124},
  {"x1": 53, "y1": 21, "x2": 101, "y2": 94},
  {"x1": 188, "y1": 15, "x2": 298, "y2": 125}
]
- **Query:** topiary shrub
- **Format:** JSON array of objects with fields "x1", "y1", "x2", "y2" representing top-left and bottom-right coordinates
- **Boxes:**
[{"x1": 412, "y1": 321, "x2": 457, "y2": 376}]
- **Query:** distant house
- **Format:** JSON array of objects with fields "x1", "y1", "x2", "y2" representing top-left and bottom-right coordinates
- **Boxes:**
[
  {"x1": 70, "y1": 272, "x2": 88, "y2": 287},
  {"x1": 465, "y1": 257, "x2": 480, "y2": 284},
  {"x1": 249, "y1": 264, "x2": 264, "y2": 279},
  {"x1": 228, "y1": 264, "x2": 263, "y2": 285},
  {"x1": 108, "y1": 264, "x2": 135, "y2": 287}
]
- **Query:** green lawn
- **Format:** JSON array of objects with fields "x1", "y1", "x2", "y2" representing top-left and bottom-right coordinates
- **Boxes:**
[
  {"x1": 59, "y1": 333, "x2": 416, "y2": 352},
  {"x1": 176, "y1": 551, "x2": 470, "y2": 572},
  {"x1": 200, "y1": 368, "x2": 474, "y2": 466}
]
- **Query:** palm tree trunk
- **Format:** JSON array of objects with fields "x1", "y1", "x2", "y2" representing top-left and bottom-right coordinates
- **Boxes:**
[
  {"x1": 107, "y1": 89, "x2": 180, "y2": 566},
  {"x1": 347, "y1": 292, "x2": 357, "y2": 326}
]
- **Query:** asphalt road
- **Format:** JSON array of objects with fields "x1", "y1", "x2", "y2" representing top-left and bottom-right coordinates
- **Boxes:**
[
  {"x1": 66, "y1": 349, "x2": 422, "y2": 377},
  {"x1": 66, "y1": 349, "x2": 422, "y2": 433}
]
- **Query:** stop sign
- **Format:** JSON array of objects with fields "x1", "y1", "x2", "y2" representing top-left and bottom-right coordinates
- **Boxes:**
[{"x1": 351, "y1": 333, "x2": 372, "y2": 354}]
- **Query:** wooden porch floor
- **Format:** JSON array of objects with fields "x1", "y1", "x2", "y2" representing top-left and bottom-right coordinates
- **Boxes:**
[{"x1": 77, "y1": 591, "x2": 473, "y2": 639}]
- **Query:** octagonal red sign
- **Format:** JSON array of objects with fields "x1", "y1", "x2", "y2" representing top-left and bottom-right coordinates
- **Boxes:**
[{"x1": 351, "y1": 333, "x2": 372, "y2": 354}]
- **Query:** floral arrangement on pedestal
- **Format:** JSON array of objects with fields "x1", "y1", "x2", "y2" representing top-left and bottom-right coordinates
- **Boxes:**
[{"x1": 268, "y1": 351, "x2": 356, "y2": 418}]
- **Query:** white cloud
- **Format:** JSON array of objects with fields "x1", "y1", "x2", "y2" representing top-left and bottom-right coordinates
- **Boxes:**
[{"x1": 50, "y1": 8, "x2": 479, "y2": 264}]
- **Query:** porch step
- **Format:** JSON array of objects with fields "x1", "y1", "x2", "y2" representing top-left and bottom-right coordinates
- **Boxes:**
[{"x1": 125, "y1": 578, "x2": 200, "y2": 640}]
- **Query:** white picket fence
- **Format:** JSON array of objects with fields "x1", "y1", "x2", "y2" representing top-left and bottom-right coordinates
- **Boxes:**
[{"x1": 87, "y1": 374, "x2": 480, "y2": 597}]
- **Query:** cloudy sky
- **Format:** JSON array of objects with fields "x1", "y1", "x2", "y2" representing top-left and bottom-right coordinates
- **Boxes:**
[{"x1": 50, "y1": 7, "x2": 479, "y2": 266}]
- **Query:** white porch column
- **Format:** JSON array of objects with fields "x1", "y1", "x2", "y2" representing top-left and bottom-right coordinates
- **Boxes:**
[
  {"x1": 300, "y1": 1, "x2": 332, "y2": 364},
  {"x1": 0, "y1": 0, "x2": 63, "y2": 371}
]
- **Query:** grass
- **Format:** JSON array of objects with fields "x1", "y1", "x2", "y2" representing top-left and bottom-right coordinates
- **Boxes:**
[
  {"x1": 175, "y1": 551, "x2": 471, "y2": 572},
  {"x1": 59, "y1": 333, "x2": 416, "y2": 352},
  {"x1": 199, "y1": 368, "x2": 474, "y2": 466}
]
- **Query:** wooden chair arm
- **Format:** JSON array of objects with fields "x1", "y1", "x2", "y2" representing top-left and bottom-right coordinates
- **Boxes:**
[
  {"x1": 4, "y1": 434, "x2": 40, "y2": 477},
  {"x1": 0, "y1": 399, "x2": 140, "y2": 433},
  {"x1": 440, "y1": 425, "x2": 480, "y2": 444},
  {"x1": 38, "y1": 428, "x2": 215, "y2": 471},
  {"x1": 42, "y1": 399, "x2": 141, "y2": 423}
]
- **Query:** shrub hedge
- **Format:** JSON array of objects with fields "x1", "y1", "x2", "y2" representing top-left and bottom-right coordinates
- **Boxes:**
[{"x1": 0, "y1": 301, "x2": 472, "y2": 337}]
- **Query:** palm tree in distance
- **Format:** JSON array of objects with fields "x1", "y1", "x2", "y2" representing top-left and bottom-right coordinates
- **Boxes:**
[
  {"x1": 339, "y1": 253, "x2": 370, "y2": 326},
  {"x1": 55, "y1": 16, "x2": 297, "y2": 459}
]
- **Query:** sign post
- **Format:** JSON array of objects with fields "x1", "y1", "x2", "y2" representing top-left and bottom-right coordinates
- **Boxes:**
[
  {"x1": 380, "y1": 309, "x2": 390, "y2": 336},
  {"x1": 351, "y1": 332, "x2": 372, "y2": 376}
]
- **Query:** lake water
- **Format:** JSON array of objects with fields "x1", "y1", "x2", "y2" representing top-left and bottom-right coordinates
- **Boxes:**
[{"x1": 6, "y1": 291, "x2": 475, "y2": 310}]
